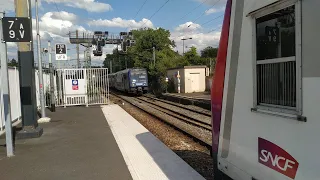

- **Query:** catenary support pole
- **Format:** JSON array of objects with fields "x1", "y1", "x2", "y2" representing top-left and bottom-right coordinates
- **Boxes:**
[
  {"x1": 35, "y1": 0, "x2": 46, "y2": 118},
  {"x1": 0, "y1": 12, "x2": 14, "y2": 157},
  {"x1": 15, "y1": 0, "x2": 43, "y2": 139},
  {"x1": 48, "y1": 41, "x2": 55, "y2": 112},
  {"x1": 76, "y1": 30, "x2": 80, "y2": 68}
]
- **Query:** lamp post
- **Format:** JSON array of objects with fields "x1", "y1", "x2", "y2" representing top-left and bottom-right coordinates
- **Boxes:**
[{"x1": 181, "y1": 37, "x2": 192, "y2": 55}]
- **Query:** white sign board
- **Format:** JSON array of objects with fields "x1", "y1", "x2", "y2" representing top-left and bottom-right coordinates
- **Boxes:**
[{"x1": 55, "y1": 44, "x2": 67, "y2": 60}]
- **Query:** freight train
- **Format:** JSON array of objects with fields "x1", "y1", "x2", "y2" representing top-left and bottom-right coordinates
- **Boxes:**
[
  {"x1": 211, "y1": 0, "x2": 320, "y2": 180},
  {"x1": 109, "y1": 68, "x2": 148, "y2": 95}
]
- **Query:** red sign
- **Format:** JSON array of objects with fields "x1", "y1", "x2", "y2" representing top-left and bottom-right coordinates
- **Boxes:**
[
  {"x1": 258, "y1": 137, "x2": 299, "y2": 179},
  {"x1": 40, "y1": 84, "x2": 43, "y2": 88},
  {"x1": 72, "y1": 85, "x2": 78, "y2": 90},
  {"x1": 72, "y1": 80, "x2": 78, "y2": 90}
]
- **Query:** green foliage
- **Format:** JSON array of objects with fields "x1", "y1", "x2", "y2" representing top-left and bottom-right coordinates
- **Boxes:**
[
  {"x1": 8, "y1": 58, "x2": 18, "y2": 67},
  {"x1": 201, "y1": 46, "x2": 218, "y2": 58},
  {"x1": 103, "y1": 27, "x2": 219, "y2": 93},
  {"x1": 167, "y1": 78, "x2": 176, "y2": 93}
]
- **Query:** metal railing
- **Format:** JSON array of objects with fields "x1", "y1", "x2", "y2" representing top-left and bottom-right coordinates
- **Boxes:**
[{"x1": 0, "y1": 67, "x2": 21, "y2": 130}]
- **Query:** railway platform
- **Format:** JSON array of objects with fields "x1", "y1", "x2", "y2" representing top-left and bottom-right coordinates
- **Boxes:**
[{"x1": 0, "y1": 104, "x2": 205, "y2": 180}]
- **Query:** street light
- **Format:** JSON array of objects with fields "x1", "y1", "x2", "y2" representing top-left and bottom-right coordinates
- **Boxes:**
[{"x1": 181, "y1": 37, "x2": 192, "y2": 55}]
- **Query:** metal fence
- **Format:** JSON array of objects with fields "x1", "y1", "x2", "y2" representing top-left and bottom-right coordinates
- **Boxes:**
[
  {"x1": 55, "y1": 68, "x2": 110, "y2": 107},
  {"x1": 0, "y1": 67, "x2": 109, "y2": 130},
  {"x1": 0, "y1": 67, "x2": 21, "y2": 131},
  {"x1": 0, "y1": 67, "x2": 54, "y2": 130},
  {"x1": 86, "y1": 68, "x2": 109, "y2": 105},
  {"x1": 35, "y1": 68, "x2": 57, "y2": 108}
]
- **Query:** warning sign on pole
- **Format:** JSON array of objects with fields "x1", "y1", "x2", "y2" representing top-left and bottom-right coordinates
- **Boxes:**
[
  {"x1": 55, "y1": 44, "x2": 67, "y2": 60},
  {"x1": 72, "y1": 79, "x2": 78, "y2": 90},
  {"x1": 2, "y1": 17, "x2": 32, "y2": 42}
]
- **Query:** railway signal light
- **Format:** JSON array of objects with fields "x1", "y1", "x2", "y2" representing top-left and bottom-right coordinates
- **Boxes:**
[{"x1": 120, "y1": 32, "x2": 128, "y2": 36}]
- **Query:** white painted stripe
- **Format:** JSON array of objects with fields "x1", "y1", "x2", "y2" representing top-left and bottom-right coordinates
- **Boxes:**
[{"x1": 101, "y1": 104, "x2": 205, "y2": 180}]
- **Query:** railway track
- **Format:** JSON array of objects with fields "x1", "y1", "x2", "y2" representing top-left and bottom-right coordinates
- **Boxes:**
[
  {"x1": 110, "y1": 91, "x2": 212, "y2": 148},
  {"x1": 143, "y1": 94, "x2": 211, "y2": 117},
  {"x1": 136, "y1": 96, "x2": 211, "y2": 130}
]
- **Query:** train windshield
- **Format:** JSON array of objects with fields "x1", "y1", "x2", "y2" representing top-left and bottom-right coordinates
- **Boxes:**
[{"x1": 130, "y1": 71, "x2": 147, "y2": 85}]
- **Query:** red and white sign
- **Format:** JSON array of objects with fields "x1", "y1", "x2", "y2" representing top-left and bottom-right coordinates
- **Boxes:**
[
  {"x1": 72, "y1": 80, "x2": 79, "y2": 90},
  {"x1": 258, "y1": 137, "x2": 299, "y2": 179}
]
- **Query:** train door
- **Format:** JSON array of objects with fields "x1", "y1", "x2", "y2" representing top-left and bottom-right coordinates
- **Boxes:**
[
  {"x1": 123, "y1": 73, "x2": 129, "y2": 92},
  {"x1": 190, "y1": 73, "x2": 200, "y2": 92}
]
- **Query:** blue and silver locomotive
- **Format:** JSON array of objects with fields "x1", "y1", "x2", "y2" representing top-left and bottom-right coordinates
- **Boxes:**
[{"x1": 109, "y1": 68, "x2": 148, "y2": 95}]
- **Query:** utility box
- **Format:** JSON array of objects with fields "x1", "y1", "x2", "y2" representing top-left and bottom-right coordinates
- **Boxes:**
[{"x1": 166, "y1": 66, "x2": 207, "y2": 93}]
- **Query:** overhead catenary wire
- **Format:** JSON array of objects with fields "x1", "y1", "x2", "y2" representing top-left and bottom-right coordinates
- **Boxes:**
[
  {"x1": 192, "y1": 0, "x2": 223, "y2": 24},
  {"x1": 127, "y1": 0, "x2": 150, "y2": 30},
  {"x1": 140, "y1": 0, "x2": 170, "y2": 29},
  {"x1": 53, "y1": 1, "x2": 64, "y2": 23},
  {"x1": 200, "y1": 14, "x2": 223, "y2": 26},
  {"x1": 207, "y1": 25, "x2": 222, "y2": 33},
  {"x1": 176, "y1": 0, "x2": 210, "y2": 22},
  {"x1": 134, "y1": 0, "x2": 149, "y2": 19}
]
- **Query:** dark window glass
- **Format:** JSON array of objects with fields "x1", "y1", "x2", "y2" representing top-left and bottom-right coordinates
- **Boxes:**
[
  {"x1": 256, "y1": 6, "x2": 296, "y2": 60},
  {"x1": 257, "y1": 61, "x2": 296, "y2": 107}
]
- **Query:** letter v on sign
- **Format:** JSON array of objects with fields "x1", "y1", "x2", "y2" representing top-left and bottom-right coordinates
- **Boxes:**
[
  {"x1": 258, "y1": 137, "x2": 299, "y2": 179},
  {"x1": 19, "y1": 23, "x2": 24, "y2": 38}
]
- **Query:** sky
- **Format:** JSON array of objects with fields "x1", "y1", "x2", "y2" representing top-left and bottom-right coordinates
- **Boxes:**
[{"x1": 0, "y1": 0, "x2": 226, "y2": 67}]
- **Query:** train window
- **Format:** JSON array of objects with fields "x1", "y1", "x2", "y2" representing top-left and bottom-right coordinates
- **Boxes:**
[{"x1": 253, "y1": 2, "x2": 302, "y2": 115}]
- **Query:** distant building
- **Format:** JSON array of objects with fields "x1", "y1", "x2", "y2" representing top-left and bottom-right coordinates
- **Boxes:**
[{"x1": 166, "y1": 66, "x2": 209, "y2": 93}]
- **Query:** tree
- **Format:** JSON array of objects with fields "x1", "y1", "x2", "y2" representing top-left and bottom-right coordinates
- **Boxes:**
[
  {"x1": 104, "y1": 48, "x2": 134, "y2": 73},
  {"x1": 126, "y1": 28, "x2": 180, "y2": 94},
  {"x1": 183, "y1": 46, "x2": 206, "y2": 65},
  {"x1": 200, "y1": 46, "x2": 218, "y2": 75},
  {"x1": 8, "y1": 58, "x2": 18, "y2": 67},
  {"x1": 201, "y1": 46, "x2": 218, "y2": 58}
]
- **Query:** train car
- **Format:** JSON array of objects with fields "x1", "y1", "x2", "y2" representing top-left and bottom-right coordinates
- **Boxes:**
[
  {"x1": 211, "y1": 0, "x2": 320, "y2": 180},
  {"x1": 108, "y1": 73, "x2": 116, "y2": 88},
  {"x1": 109, "y1": 68, "x2": 148, "y2": 95}
]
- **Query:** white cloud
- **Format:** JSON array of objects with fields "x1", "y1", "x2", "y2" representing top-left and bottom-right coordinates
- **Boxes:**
[
  {"x1": 0, "y1": 0, "x2": 14, "y2": 12},
  {"x1": 171, "y1": 22, "x2": 221, "y2": 54},
  {"x1": 196, "y1": 0, "x2": 227, "y2": 6},
  {"x1": 88, "y1": 18, "x2": 154, "y2": 29},
  {"x1": 51, "y1": 11, "x2": 78, "y2": 23},
  {"x1": 32, "y1": 11, "x2": 85, "y2": 39},
  {"x1": 194, "y1": 0, "x2": 226, "y2": 15},
  {"x1": 0, "y1": 0, "x2": 41, "y2": 12},
  {"x1": 175, "y1": 22, "x2": 201, "y2": 32},
  {"x1": 205, "y1": 6, "x2": 225, "y2": 15},
  {"x1": 44, "y1": 0, "x2": 112, "y2": 13}
]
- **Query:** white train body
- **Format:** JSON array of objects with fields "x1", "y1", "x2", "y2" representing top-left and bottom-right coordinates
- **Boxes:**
[{"x1": 211, "y1": 0, "x2": 320, "y2": 180}]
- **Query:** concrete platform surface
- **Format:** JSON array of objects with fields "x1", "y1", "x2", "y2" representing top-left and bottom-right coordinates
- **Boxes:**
[
  {"x1": 0, "y1": 106, "x2": 132, "y2": 180},
  {"x1": 102, "y1": 104, "x2": 205, "y2": 180}
]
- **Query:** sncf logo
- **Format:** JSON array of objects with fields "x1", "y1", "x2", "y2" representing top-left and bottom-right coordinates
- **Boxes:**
[{"x1": 258, "y1": 138, "x2": 299, "y2": 179}]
